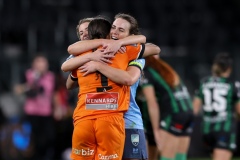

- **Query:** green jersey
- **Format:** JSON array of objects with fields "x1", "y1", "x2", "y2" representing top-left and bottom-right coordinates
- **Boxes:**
[
  {"x1": 195, "y1": 76, "x2": 240, "y2": 134},
  {"x1": 140, "y1": 67, "x2": 194, "y2": 136},
  {"x1": 141, "y1": 67, "x2": 193, "y2": 114}
]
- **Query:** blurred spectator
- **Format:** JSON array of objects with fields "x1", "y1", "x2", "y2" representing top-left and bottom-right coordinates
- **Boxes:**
[{"x1": 14, "y1": 54, "x2": 55, "y2": 160}]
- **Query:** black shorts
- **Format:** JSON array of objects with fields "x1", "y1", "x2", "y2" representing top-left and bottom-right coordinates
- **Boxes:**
[
  {"x1": 203, "y1": 131, "x2": 237, "y2": 151},
  {"x1": 123, "y1": 129, "x2": 148, "y2": 159},
  {"x1": 160, "y1": 110, "x2": 194, "y2": 136}
]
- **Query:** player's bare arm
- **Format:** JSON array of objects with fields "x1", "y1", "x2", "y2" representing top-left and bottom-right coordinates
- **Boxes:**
[
  {"x1": 235, "y1": 102, "x2": 240, "y2": 115},
  {"x1": 66, "y1": 73, "x2": 78, "y2": 90},
  {"x1": 103, "y1": 35, "x2": 146, "y2": 53},
  {"x1": 79, "y1": 61, "x2": 141, "y2": 86},
  {"x1": 61, "y1": 49, "x2": 114, "y2": 72},
  {"x1": 68, "y1": 35, "x2": 146, "y2": 56},
  {"x1": 192, "y1": 97, "x2": 202, "y2": 115},
  {"x1": 142, "y1": 85, "x2": 162, "y2": 150},
  {"x1": 143, "y1": 43, "x2": 161, "y2": 57}
]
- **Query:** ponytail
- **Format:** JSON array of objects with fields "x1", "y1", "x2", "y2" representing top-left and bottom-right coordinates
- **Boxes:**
[{"x1": 145, "y1": 56, "x2": 180, "y2": 88}]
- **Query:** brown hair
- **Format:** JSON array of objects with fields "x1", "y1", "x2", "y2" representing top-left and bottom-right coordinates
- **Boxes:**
[
  {"x1": 145, "y1": 56, "x2": 180, "y2": 88},
  {"x1": 114, "y1": 13, "x2": 140, "y2": 35},
  {"x1": 76, "y1": 18, "x2": 94, "y2": 40},
  {"x1": 88, "y1": 16, "x2": 111, "y2": 40},
  {"x1": 212, "y1": 53, "x2": 232, "y2": 76}
]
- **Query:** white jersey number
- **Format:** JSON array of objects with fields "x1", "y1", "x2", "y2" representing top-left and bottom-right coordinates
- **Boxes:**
[{"x1": 203, "y1": 88, "x2": 228, "y2": 112}]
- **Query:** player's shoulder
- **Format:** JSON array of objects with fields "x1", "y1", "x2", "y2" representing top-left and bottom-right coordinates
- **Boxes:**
[
  {"x1": 220, "y1": 77, "x2": 237, "y2": 86},
  {"x1": 200, "y1": 76, "x2": 211, "y2": 83}
]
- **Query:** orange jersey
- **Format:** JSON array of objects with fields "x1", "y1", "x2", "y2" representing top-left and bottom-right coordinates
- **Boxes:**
[{"x1": 72, "y1": 43, "x2": 145, "y2": 124}]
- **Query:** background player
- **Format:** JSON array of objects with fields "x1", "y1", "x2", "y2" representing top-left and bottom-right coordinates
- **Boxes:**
[
  {"x1": 140, "y1": 55, "x2": 194, "y2": 160},
  {"x1": 193, "y1": 53, "x2": 240, "y2": 160}
]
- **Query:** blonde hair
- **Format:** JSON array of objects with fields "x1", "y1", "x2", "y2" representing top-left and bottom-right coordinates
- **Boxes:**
[{"x1": 76, "y1": 18, "x2": 94, "y2": 40}]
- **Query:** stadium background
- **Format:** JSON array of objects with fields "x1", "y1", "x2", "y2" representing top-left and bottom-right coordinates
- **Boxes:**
[{"x1": 0, "y1": 0, "x2": 240, "y2": 159}]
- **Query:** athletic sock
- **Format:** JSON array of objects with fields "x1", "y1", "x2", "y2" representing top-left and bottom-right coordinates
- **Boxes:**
[
  {"x1": 160, "y1": 156, "x2": 174, "y2": 160},
  {"x1": 175, "y1": 153, "x2": 186, "y2": 160}
]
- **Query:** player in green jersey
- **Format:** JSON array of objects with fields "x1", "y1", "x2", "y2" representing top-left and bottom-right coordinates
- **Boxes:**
[
  {"x1": 140, "y1": 55, "x2": 194, "y2": 160},
  {"x1": 193, "y1": 53, "x2": 240, "y2": 160}
]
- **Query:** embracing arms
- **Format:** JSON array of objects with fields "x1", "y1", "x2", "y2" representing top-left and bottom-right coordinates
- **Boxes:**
[{"x1": 67, "y1": 35, "x2": 146, "y2": 56}]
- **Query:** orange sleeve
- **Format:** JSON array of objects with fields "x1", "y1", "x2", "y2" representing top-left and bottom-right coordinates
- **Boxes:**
[{"x1": 126, "y1": 43, "x2": 145, "y2": 61}]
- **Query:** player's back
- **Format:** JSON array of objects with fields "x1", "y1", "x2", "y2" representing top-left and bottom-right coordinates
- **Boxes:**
[
  {"x1": 197, "y1": 76, "x2": 239, "y2": 133},
  {"x1": 200, "y1": 76, "x2": 235, "y2": 116},
  {"x1": 73, "y1": 44, "x2": 144, "y2": 123},
  {"x1": 171, "y1": 81, "x2": 192, "y2": 113}
]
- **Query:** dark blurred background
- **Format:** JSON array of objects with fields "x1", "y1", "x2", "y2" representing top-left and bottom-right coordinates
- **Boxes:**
[
  {"x1": 1, "y1": 0, "x2": 240, "y2": 92},
  {"x1": 0, "y1": 0, "x2": 240, "y2": 159}
]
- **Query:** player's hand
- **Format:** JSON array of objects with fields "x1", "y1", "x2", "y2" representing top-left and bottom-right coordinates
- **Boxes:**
[
  {"x1": 79, "y1": 61, "x2": 100, "y2": 76},
  {"x1": 90, "y1": 49, "x2": 114, "y2": 64},
  {"x1": 102, "y1": 39, "x2": 122, "y2": 55},
  {"x1": 118, "y1": 46, "x2": 126, "y2": 53}
]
